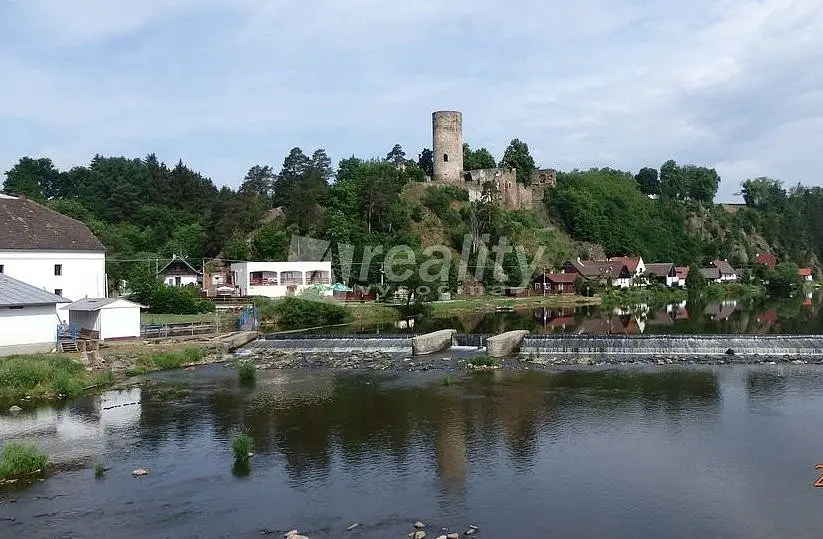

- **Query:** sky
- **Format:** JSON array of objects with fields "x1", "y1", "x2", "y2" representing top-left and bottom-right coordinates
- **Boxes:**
[{"x1": 1, "y1": 0, "x2": 821, "y2": 202}]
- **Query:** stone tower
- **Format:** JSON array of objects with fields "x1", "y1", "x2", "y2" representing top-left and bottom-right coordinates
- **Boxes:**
[{"x1": 432, "y1": 111, "x2": 464, "y2": 183}]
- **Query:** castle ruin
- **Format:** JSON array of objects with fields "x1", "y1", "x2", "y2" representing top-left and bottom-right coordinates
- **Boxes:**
[{"x1": 429, "y1": 110, "x2": 555, "y2": 211}]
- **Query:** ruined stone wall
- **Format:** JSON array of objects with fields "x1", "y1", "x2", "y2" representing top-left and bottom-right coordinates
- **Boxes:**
[{"x1": 432, "y1": 111, "x2": 464, "y2": 183}]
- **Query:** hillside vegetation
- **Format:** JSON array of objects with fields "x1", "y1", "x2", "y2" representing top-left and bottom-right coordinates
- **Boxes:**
[{"x1": 3, "y1": 143, "x2": 821, "y2": 294}]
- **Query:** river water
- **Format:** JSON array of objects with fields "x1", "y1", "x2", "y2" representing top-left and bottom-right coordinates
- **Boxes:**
[
  {"x1": 331, "y1": 294, "x2": 823, "y2": 337},
  {"x1": 3, "y1": 365, "x2": 823, "y2": 538}
]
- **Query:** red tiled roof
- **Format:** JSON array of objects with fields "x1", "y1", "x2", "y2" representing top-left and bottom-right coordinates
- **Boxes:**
[
  {"x1": 799, "y1": 267, "x2": 813, "y2": 277},
  {"x1": 610, "y1": 256, "x2": 642, "y2": 273},
  {"x1": 546, "y1": 273, "x2": 578, "y2": 284},
  {"x1": 755, "y1": 253, "x2": 777, "y2": 269},
  {"x1": 675, "y1": 266, "x2": 689, "y2": 279}
]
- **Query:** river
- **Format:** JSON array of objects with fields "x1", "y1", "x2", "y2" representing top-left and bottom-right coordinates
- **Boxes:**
[
  {"x1": 331, "y1": 293, "x2": 823, "y2": 336},
  {"x1": 3, "y1": 365, "x2": 823, "y2": 538}
]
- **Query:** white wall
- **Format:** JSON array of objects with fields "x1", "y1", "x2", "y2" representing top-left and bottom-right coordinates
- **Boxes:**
[
  {"x1": 0, "y1": 304, "x2": 60, "y2": 352},
  {"x1": 163, "y1": 275, "x2": 198, "y2": 287},
  {"x1": 100, "y1": 306, "x2": 140, "y2": 340},
  {"x1": 231, "y1": 261, "x2": 333, "y2": 298},
  {"x1": 0, "y1": 250, "x2": 106, "y2": 302}
]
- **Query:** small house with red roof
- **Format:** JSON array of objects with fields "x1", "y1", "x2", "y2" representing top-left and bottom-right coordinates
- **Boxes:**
[
  {"x1": 799, "y1": 267, "x2": 813, "y2": 282},
  {"x1": 532, "y1": 272, "x2": 578, "y2": 295},
  {"x1": 754, "y1": 252, "x2": 777, "y2": 270}
]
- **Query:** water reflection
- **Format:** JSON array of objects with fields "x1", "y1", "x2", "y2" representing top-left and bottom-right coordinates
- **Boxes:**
[
  {"x1": 339, "y1": 292, "x2": 823, "y2": 336},
  {"x1": 6, "y1": 367, "x2": 823, "y2": 539}
]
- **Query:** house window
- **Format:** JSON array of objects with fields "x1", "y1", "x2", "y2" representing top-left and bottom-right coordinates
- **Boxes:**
[
  {"x1": 54, "y1": 264, "x2": 62, "y2": 276},
  {"x1": 443, "y1": 153, "x2": 449, "y2": 162},
  {"x1": 54, "y1": 289, "x2": 62, "y2": 296}
]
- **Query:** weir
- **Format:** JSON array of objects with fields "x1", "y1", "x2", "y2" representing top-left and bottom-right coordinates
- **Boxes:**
[
  {"x1": 252, "y1": 333, "x2": 413, "y2": 354},
  {"x1": 521, "y1": 335, "x2": 823, "y2": 356}
]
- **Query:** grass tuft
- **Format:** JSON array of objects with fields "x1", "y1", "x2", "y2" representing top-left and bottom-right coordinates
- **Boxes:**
[
  {"x1": 94, "y1": 463, "x2": 106, "y2": 479},
  {"x1": 0, "y1": 354, "x2": 114, "y2": 402},
  {"x1": 236, "y1": 361, "x2": 257, "y2": 385},
  {"x1": 468, "y1": 355, "x2": 500, "y2": 367},
  {"x1": 442, "y1": 375, "x2": 452, "y2": 386},
  {"x1": 0, "y1": 442, "x2": 47, "y2": 480},
  {"x1": 124, "y1": 347, "x2": 204, "y2": 377},
  {"x1": 231, "y1": 431, "x2": 254, "y2": 463}
]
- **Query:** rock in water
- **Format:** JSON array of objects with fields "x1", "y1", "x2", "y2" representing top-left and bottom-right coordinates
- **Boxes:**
[
  {"x1": 447, "y1": 534, "x2": 459, "y2": 539},
  {"x1": 8, "y1": 405, "x2": 22, "y2": 413},
  {"x1": 414, "y1": 521, "x2": 426, "y2": 529},
  {"x1": 409, "y1": 532, "x2": 426, "y2": 539},
  {"x1": 131, "y1": 468, "x2": 149, "y2": 477},
  {"x1": 346, "y1": 523, "x2": 360, "y2": 531}
]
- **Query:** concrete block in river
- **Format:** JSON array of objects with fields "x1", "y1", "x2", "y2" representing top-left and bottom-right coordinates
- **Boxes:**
[
  {"x1": 486, "y1": 330, "x2": 530, "y2": 357},
  {"x1": 411, "y1": 329, "x2": 456, "y2": 355}
]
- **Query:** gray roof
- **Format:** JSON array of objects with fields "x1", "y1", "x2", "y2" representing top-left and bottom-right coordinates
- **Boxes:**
[
  {"x1": 0, "y1": 274, "x2": 70, "y2": 306},
  {"x1": 62, "y1": 297, "x2": 145, "y2": 311},
  {"x1": 700, "y1": 267, "x2": 720, "y2": 280},
  {"x1": 0, "y1": 196, "x2": 105, "y2": 251},
  {"x1": 158, "y1": 255, "x2": 202, "y2": 276},
  {"x1": 645, "y1": 263, "x2": 674, "y2": 277}
]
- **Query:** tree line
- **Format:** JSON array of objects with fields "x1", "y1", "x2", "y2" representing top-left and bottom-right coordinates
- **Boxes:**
[{"x1": 2, "y1": 142, "x2": 818, "y2": 296}]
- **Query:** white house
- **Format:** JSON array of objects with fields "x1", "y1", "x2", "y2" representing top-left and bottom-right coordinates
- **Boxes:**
[
  {"x1": 0, "y1": 273, "x2": 69, "y2": 356},
  {"x1": 645, "y1": 263, "x2": 679, "y2": 287},
  {"x1": 157, "y1": 255, "x2": 201, "y2": 287},
  {"x1": 231, "y1": 261, "x2": 333, "y2": 298},
  {"x1": 61, "y1": 297, "x2": 144, "y2": 341},
  {"x1": 0, "y1": 195, "x2": 107, "y2": 308}
]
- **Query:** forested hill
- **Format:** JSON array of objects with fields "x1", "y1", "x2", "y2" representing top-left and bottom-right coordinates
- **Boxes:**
[{"x1": 2, "y1": 145, "x2": 821, "y2": 290}]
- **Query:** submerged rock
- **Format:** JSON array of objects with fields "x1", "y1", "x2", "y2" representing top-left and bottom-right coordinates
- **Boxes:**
[
  {"x1": 346, "y1": 522, "x2": 360, "y2": 531},
  {"x1": 414, "y1": 521, "x2": 426, "y2": 529},
  {"x1": 131, "y1": 468, "x2": 149, "y2": 477},
  {"x1": 8, "y1": 405, "x2": 22, "y2": 413}
]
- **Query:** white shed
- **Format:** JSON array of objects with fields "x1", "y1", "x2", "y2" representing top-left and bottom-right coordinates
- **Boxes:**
[
  {"x1": 0, "y1": 273, "x2": 69, "y2": 356},
  {"x1": 61, "y1": 298, "x2": 145, "y2": 341}
]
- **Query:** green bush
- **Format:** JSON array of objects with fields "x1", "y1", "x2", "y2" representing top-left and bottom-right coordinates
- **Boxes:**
[
  {"x1": 231, "y1": 432, "x2": 254, "y2": 463},
  {"x1": 129, "y1": 275, "x2": 214, "y2": 315},
  {"x1": 256, "y1": 297, "x2": 352, "y2": 329},
  {"x1": 236, "y1": 361, "x2": 256, "y2": 384},
  {"x1": 94, "y1": 463, "x2": 106, "y2": 479},
  {"x1": 0, "y1": 442, "x2": 47, "y2": 479}
]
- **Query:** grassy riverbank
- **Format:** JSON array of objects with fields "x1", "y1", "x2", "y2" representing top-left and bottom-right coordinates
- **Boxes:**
[
  {"x1": 430, "y1": 294, "x2": 601, "y2": 316},
  {"x1": 0, "y1": 354, "x2": 115, "y2": 403},
  {"x1": 0, "y1": 341, "x2": 228, "y2": 406}
]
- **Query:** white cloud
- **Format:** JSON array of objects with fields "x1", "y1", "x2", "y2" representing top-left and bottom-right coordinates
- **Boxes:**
[{"x1": 0, "y1": 0, "x2": 821, "y2": 200}]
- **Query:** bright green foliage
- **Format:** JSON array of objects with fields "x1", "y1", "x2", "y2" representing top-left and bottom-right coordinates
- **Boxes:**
[
  {"x1": 124, "y1": 348, "x2": 203, "y2": 376},
  {"x1": 255, "y1": 297, "x2": 352, "y2": 329},
  {"x1": 231, "y1": 432, "x2": 254, "y2": 463},
  {"x1": 500, "y1": 139, "x2": 536, "y2": 186},
  {"x1": 0, "y1": 442, "x2": 48, "y2": 479},
  {"x1": 547, "y1": 168, "x2": 702, "y2": 262},
  {"x1": 463, "y1": 143, "x2": 496, "y2": 170},
  {"x1": 0, "y1": 355, "x2": 114, "y2": 402},
  {"x1": 236, "y1": 361, "x2": 257, "y2": 384}
]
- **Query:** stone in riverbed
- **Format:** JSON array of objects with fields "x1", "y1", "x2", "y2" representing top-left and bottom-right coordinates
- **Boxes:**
[
  {"x1": 8, "y1": 405, "x2": 22, "y2": 413},
  {"x1": 346, "y1": 522, "x2": 360, "y2": 531},
  {"x1": 131, "y1": 468, "x2": 149, "y2": 477},
  {"x1": 414, "y1": 521, "x2": 426, "y2": 529},
  {"x1": 448, "y1": 534, "x2": 459, "y2": 539},
  {"x1": 409, "y1": 532, "x2": 426, "y2": 539}
]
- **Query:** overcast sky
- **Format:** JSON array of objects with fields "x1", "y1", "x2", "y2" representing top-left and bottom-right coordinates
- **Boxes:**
[{"x1": 1, "y1": 0, "x2": 821, "y2": 202}]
